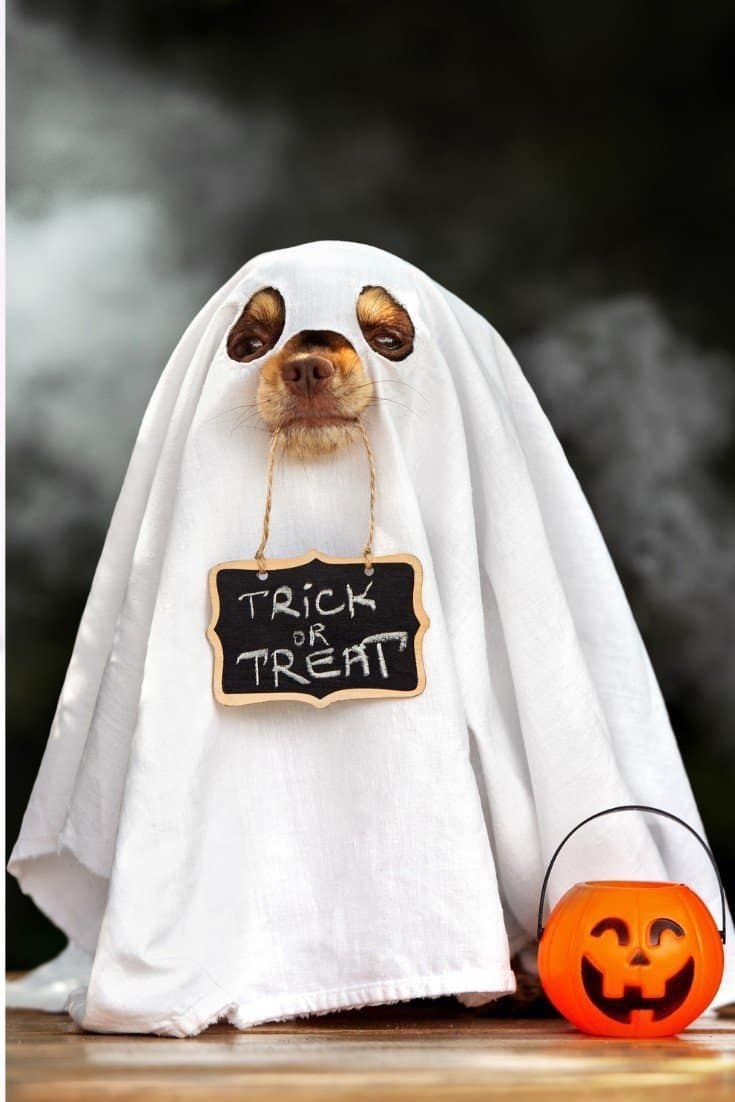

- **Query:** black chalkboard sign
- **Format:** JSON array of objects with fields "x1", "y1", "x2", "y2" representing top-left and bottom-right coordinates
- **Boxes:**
[{"x1": 207, "y1": 550, "x2": 429, "y2": 707}]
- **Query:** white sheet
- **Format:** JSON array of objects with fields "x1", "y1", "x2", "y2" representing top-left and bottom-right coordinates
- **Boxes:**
[{"x1": 9, "y1": 241, "x2": 733, "y2": 1034}]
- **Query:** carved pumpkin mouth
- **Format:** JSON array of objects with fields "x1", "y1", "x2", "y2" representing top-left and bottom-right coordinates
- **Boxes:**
[{"x1": 581, "y1": 955, "x2": 695, "y2": 1023}]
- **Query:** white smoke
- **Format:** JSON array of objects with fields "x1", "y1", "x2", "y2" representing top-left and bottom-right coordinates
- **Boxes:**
[
  {"x1": 519, "y1": 296, "x2": 735, "y2": 753},
  {"x1": 7, "y1": 7, "x2": 290, "y2": 550}
]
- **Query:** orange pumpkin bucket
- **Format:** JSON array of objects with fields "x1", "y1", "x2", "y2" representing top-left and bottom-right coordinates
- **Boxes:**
[{"x1": 537, "y1": 805, "x2": 725, "y2": 1037}]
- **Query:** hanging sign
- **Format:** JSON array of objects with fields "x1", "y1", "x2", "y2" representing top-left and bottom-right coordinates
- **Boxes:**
[
  {"x1": 208, "y1": 551, "x2": 428, "y2": 707},
  {"x1": 207, "y1": 421, "x2": 429, "y2": 708}
]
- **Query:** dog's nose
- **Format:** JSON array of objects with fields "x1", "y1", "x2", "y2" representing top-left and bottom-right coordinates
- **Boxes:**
[{"x1": 281, "y1": 356, "x2": 334, "y2": 396}]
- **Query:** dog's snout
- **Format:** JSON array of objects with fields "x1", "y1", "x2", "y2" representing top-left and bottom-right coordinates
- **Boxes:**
[
  {"x1": 256, "y1": 327, "x2": 372, "y2": 456},
  {"x1": 281, "y1": 356, "x2": 335, "y2": 396}
]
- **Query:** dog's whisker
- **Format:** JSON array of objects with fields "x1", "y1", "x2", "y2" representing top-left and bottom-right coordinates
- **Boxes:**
[
  {"x1": 240, "y1": 424, "x2": 273, "y2": 438},
  {"x1": 350, "y1": 379, "x2": 428, "y2": 398},
  {"x1": 369, "y1": 396, "x2": 417, "y2": 414},
  {"x1": 336, "y1": 385, "x2": 413, "y2": 413},
  {"x1": 201, "y1": 402, "x2": 261, "y2": 428},
  {"x1": 230, "y1": 414, "x2": 270, "y2": 438},
  {"x1": 232, "y1": 411, "x2": 267, "y2": 432}
]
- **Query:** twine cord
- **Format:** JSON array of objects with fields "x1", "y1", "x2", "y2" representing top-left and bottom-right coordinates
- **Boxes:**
[
  {"x1": 254, "y1": 420, "x2": 377, "y2": 574},
  {"x1": 355, "y1": 419, "x2": 376, "y2": 573},
  {"x1": 254, "y1": 427, "x2": 283, "y2": 575}
]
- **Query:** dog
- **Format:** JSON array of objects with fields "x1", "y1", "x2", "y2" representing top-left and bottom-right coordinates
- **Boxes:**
[
  {"x1": 227, "y1": 284, "x2": 415, "y2": 458},
  {"x1": 228, "y1": 281, "x2": 553, "y2": 1017}
]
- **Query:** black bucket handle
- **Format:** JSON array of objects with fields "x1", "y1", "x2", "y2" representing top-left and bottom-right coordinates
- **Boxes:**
[{"x1": 536, "y1": 804, "x2": 726, "y2": 944}]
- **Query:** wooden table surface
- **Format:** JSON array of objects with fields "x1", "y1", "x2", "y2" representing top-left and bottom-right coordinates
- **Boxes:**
[{"x1": 7, "y1": 998, "x2": 735, "y2": 1101}]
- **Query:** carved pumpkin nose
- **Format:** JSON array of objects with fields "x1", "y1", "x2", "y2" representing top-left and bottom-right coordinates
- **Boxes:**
[
  {"x1": 629, "y1": 949, "x2": 650, "y2": 966},
  {"x1": 281, "y1": 356, "x2": 334, "y2": 396}
]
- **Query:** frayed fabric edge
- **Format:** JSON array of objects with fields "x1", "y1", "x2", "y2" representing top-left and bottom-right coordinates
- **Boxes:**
[{"x1": 76, "y1": 968, "x2": 518, "y2": 1037}]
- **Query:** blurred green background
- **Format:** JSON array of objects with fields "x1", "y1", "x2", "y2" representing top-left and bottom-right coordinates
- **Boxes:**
[{"x1": 7, "y1": 0, "x2": 735, "y2": 966}]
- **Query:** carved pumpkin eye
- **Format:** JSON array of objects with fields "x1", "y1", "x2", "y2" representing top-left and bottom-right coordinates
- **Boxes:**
[
  {"x1": 648, "y1": 918, "x2": 685, "y2": 946},
  {"x1": 590, "y1": 917, "x2": 630, "y2": 945}
]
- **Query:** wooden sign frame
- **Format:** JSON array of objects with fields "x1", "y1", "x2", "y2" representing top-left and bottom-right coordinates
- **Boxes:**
[{"x1": 207, "y1": 550, "x2": 429, "y2": 708}]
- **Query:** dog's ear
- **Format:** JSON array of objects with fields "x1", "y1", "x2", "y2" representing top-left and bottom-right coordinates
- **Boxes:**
[
  {"x1": 227, "y1": 287, "x2": 286, "y2": 362},
  {"x1": 357, "y1": 286, "x2": 415, "y2": 362}
]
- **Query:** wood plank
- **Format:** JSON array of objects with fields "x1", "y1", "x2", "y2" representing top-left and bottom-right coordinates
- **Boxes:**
[{"x1": 7, "y1": 1000, "x2": 735, "y2": 1102}]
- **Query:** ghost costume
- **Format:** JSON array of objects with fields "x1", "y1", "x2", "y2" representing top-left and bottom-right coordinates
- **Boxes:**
[{"x1": 9, "y1": 241, "x2": 734, "y2": 1034}]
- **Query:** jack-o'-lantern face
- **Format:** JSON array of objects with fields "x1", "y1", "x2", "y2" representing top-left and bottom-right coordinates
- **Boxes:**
[
  {"x1": 538, "y1": 882, "x2": 724, "y2": 1037},
  {"x1": 581, "y1": 912, "x2": 693, "y2": 1023}
]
